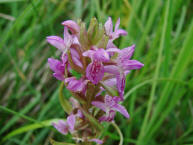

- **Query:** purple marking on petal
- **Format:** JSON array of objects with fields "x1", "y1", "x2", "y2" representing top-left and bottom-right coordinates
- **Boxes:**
[
  {"x1": 46, "y1": 36, "x2": 65, "y2": 51},
  {"x1": 104, "y1": 95, "x2": 116, "y2": 107},
  {"x1": 62, "y1": 20, "x2": 80, "y2": 34},
  {"x1": 86, "y1": 60, "x2": 104, "y2": 84},
  {"x1": 88, "y1": 139, "x2": 103, "y2": 144}
]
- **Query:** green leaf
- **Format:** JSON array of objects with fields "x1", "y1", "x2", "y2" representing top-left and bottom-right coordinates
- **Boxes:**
[
  {"x1": 80, "y1": 108, "x2": 103, "y2": 132},
  {"x1": 2, "y1": 119, "x2": 61, "y2": 142},
  {"x1": 50, "y1": 139, "x2": 75, "y2": 145},
  {"x1": 59, "y1": 82, "x2": 72, "y2": 114}
]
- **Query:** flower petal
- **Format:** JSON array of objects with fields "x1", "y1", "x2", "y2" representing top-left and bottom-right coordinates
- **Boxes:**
[
  {"x1": 118, "y1": 45, "x2": 135, "y2": 62},
  {"x1": 86, "y1": 60, "x2": 104, "y2": 84},
  {"x1": 63, "y1": 27, "x2": 73, "y2": 50},
  {"x1": 116, "y1": 73, "x2": 125, "y2": 99},
  {"x1": 121, "y1": 60, "x2": 144, "y2": 70},
  {"x1": 46, "y1": 36, "x2": 65, "y2": 51},
  {"x1": 92, "y1": 101, "x2": 106, "y2": 112},
  {"x1": 104, "y1": 17, "x2": 113, "y2": 36},
  {"x1": 104, "y1": 65, "x2": 120, "y2": 75},
  {"x1": 52, "y1": 120, "x2": 68, "y2": 135},
  {"x1": 67, "y1": 114, "x2": 76, "y2": 132},
  {"x1": 99, "y1": 110, "x2": 116, "y2": 122},
  {"x1": 104, "y1": 95, "x2": 116, "y2": 107},
  {"x1": 93, "y1": 49, "x2": 110, "y2": 62},
  {"x1": 62, "y1": 20, "x2": 80, "y2": 34},
  {"x1": 114, "y1": 18, "x2": 120, "y2": 31},
  {"x1": 88, "y1": 139, "x2": 103, "y2": 144},
  {"x1": 113, "y1": 104, "x2": 130, "y2": 118}
]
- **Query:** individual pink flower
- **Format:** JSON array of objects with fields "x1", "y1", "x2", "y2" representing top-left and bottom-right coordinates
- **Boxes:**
[
  {"x1": 105, "y1": 17, "x2": 127, "y2": 49},
  {"x1": 104, "y1": 45, "x2": 144, "y2": 98},
  {"x1": 92, "y1": 95, "x2": 129, "y2": 122},
  {"x1": 83, "y1": 48, "x2": 110, "y2": 84}
]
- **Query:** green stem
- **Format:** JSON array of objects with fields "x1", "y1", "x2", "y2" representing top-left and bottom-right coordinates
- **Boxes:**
[{"x1": 112, "y1": 122, "x2": 123, "y2": 145}]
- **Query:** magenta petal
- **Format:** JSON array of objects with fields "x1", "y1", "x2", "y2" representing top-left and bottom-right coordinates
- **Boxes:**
[
  {"x1": 104, "y1": 95, "x2": 116, "y2": 107},
  {"x1": 66, "y1": 77, "x2": 87, "y2": 92},
  {"x1": 48, "y1": 58, "x2": 65, "y2": 80},
  {"x1": 113, "y1": 29, "x2": 128, "y2": 39},
  {"x1": 118, "y1": 45, "x2": 135, "y2": 62},
  {"x1": 99, "y1": 110, "x2": 116, "y2": 122},
  {"x1": 122, "y1": 60, "x2": 144, "y2": 70},
  {"x1": 115, "y1": 18, "x2": 120, "y2": 31},
  {"x1": 88, "y1": 139, "x2": 103, "y2": 144},
  {"x1": 106, "y1": 40, "x2": 117, "y2": 49},
  {"x1": 67, "y1": 114, "x2": 76, "y2": 132},
  {"x1": 53, "y1": 73, "x2": 65, "y2": 81},
  {"x1": 92, "y1": 101, "x2": 106, "y2": 112},
  {"x1": 113, "y1": 104, "x2": 130, "y2": 118},
  {"x1": 62, "y1": 20, "x2": 80, "y2": 34},
  {"x1": 52, "y1": 120, "x2": 68, "y2": 135},
  {"x1": 46, "y1": 36, "x2": 65, "y2": 51},
  {"x1": 93, "y1": 49, "x2": 110, "y2": 62},
  {"x1": 116, "y1": 73, "x2": 125, "y2": 98},
  {"x1": 63, "y1": 27, "x2": 73, "y2": 50},
  {"x1": 104, "y1": 65, "x2": 120, "y2": 75},
  {"x1": 86, "y1": 60, "x2": 104, "y2": 84},
  {"x1": 104, "y1": 17, "x2": 113, "y2": 36}
]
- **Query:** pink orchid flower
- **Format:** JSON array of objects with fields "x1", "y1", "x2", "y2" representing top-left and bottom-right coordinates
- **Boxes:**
[{"x1": 92, "y1": 95, "x2": 129, "y2": 122}]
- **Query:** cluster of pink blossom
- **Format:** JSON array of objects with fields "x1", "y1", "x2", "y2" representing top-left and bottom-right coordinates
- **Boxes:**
[{"x1": 47, "y1": 17, "x2": 143, "y2": 144}]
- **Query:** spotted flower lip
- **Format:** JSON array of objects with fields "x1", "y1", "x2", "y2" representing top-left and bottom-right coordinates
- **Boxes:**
[
  {"x1": 83, "y1": 48, "x2": 110, "y2": 84},
  {"x1": 92, "y1": 95, "x2": 130, "y2": 122}
]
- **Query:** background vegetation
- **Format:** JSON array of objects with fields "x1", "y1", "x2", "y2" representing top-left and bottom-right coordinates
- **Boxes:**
[{"x1": 0, "y1": 0, "x2": 193, "y2": 144}]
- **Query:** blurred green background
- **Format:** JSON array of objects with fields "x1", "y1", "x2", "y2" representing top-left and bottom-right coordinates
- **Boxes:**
[{"x1": 0, "y1": 0, "x2": 193, "y2": 145}]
